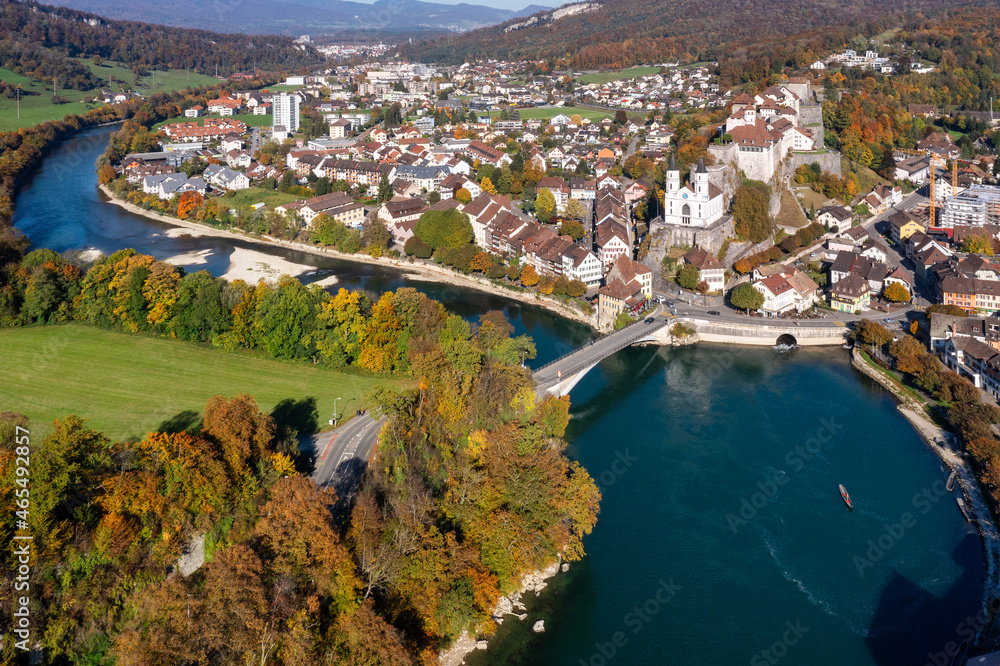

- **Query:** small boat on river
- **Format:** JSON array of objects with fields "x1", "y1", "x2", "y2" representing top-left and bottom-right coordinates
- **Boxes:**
[
  {"x1": 957, "y1": 497, "x2": 972, "y2": 522},
  {"x1": 839, "y1": 484, "x2": 853, "y2": 510},
  {"x1": 947, "y1": 470, "x2": 957, "y2": 492}
]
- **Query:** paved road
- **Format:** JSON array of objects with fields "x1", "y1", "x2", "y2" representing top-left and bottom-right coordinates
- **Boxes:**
[
  {"x1": 656, "y1": 288, "x2": 913, "y2": 328},
  {"x1": 534, "y1": 305, "x2": 668, "y2": 390},
  {"x1": 308, "y1": 413, "x2": 384, "y2": 498}
]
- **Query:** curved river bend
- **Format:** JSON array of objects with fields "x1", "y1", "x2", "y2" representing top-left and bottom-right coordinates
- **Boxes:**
[{"x1": 16, "y1": 125, "x2": 984, "y2": 666}]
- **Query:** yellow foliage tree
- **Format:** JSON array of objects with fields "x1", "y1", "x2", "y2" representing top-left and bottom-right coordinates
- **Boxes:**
[{"x1": 520, "y1": 264, "x2": 539, "y2": 287}]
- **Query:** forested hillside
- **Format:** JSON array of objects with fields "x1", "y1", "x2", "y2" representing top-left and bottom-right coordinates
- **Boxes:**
[
  {"x1": 0, "y1": 247, "x2": 600, "y2": 663},
  {"x1": 409, "y1": 0, "x2": 982, "y2": 70},
  {"x1": 0, "y1": 0, "x2": 321, "y2": 84}
]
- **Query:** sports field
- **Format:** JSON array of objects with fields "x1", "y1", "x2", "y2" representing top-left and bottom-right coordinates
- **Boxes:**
[{"x1": 0, "y1": 325, "x2": 399, "y2": 441}]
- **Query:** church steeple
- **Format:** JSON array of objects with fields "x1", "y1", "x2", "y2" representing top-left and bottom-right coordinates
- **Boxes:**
[
  {"x1": 666, "y1": 153, "x2": 679, "y2": 193},
  {"x1": 694, "y1": 157, "x2": 708, "y2": 197}
]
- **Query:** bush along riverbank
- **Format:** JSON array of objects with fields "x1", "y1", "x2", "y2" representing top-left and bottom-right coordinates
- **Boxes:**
[
  {"x1": 849, "y1": 320, "x2": 1000, "y2": 650},
  {"x1": 98, "y1": 180, "x2": 599, "y2": 329}
]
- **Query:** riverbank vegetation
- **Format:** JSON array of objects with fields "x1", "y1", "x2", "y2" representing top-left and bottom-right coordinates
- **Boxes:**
[
  {"x1": 853, "y1": 319, "x2": 1000, "y2": 511},
  {"x1": 0, "y1": 247, "x2": 539, "y2": 376},
  {"x1": 0, "y1": 251, "x2": 600, "y2": 664}
]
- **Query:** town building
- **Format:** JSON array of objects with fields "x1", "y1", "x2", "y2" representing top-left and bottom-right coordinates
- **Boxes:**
[
  {"x1": 682, "y1": 247, "x2": 725, "y2": 292},
  {"x1": 273, "y1": 93, "x2": 301, "y2": 137}
]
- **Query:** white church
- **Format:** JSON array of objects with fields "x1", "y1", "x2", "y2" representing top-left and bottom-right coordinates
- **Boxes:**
[
  {"x1": 652, "y1": 155, "x2": 733, "y2": 253},
  {"x1": 664, "y1": 155, "x2": 726, "y2": 228}
]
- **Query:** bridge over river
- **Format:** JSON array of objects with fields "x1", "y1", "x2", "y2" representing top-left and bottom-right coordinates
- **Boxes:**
[{"x1": 534, "y1": 314, "x2": 849, "y2": 397}]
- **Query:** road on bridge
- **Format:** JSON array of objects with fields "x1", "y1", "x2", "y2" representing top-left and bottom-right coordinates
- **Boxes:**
[
  {"x1": 308, "y1": 413, "x2": 384, "y2": 499},
  {"x1": 533, "y1": 305, "x2": 669, "y2": 392}
]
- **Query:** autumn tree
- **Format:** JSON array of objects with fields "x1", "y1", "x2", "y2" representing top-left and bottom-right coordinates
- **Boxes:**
[
  {"x1": 962, "y1": 234, "x2": 994, "y2": 256},
  {"x1": 882, "y1": 282, "x2": 911, "y2": 303},
  {"x1": 176, "y1": 191, "x2": 203, "y2": 220},
  {"x1": 455, "y1": 187, "x2": 472, "y2": 204},
  {"x1": 564, "y1": 198, "x2": 585, "y2": 220},
  {"x1": 470, "y1": 251, "x2": 493, "y2": 273},
  {"x1": 520, "y1": 264, "x2": 539, "y2": 287},
  {"x1": 98, "y1": 162, "x2": 117, "y2": 185},
  {"x1": 731, "y1": 183, "x2": 772, "y2": 243},
  {"x1": 559, "y1": 218, "x2": 585, "y2": 240}
]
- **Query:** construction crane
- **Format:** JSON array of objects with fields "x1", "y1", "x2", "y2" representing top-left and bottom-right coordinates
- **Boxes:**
[{"x1": 897, "y1": 148, "x2": 960, "y2": 226}]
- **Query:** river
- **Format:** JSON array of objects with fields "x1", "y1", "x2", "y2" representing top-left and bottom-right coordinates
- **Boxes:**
[{"x1": 14, "y1": 125, "x2": 985, "y2": 666}]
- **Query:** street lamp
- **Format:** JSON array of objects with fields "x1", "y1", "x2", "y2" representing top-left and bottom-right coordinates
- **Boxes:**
[{"x1": 333, "y1": 397, "x2": 341, "y2": 428}]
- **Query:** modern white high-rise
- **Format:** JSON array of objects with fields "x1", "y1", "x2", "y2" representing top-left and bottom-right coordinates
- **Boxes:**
[{"x1": 272, "y1": 92, "x2": 300, "y2": 136}]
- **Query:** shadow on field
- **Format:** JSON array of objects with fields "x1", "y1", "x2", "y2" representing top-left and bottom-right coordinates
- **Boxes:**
[
  {"x1": 157, "y1": 410, "x2": 202, "y2": 434},
  {"x1": 272, "y1": 397, "x2": 320, "y2": 436}
]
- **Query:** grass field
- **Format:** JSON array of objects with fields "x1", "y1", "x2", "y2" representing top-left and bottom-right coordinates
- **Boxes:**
[
  {"x1": 775, "y1": 188, "x2": 809, "y2": 229},
  {"x1": 0, "y1": 61, "x2": 219, "y2": 131},
  {"x1": 0, "y1": 325, "x2": 400, "y2": 442},
  {"x1": 793, "y1": 186, "x2": 831, "y2": 211},
  {"x1": 153, "y1": 113, "x2": 274, "y2": 130},
  {"x1": 220, "y1": 188, "x2": 303, "y2": 208},
  {"x1": 575, "y1": 67, "x2": 660, "y2": 85},
  {"x1": 483, "y1": 107, "x2": 613, "y2": 122}
]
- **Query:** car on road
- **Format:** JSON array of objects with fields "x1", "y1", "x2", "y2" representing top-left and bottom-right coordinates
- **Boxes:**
[
  {"x1": 707, "y1": 310, "x2": 721, "y2": 316},
  {"x1": 666, "y1": 301, "x2": 674, "y2": 308},
  {"x1": 644, "y1": 317, "x2": 655, "y2": 323},
  {"x1": 884, "y1": 318, "x2": 894, "y2": 323}
]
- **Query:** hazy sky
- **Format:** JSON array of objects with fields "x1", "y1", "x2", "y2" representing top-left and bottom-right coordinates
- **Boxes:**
[{"x1": 349, "y1": 0, "x2": 557, "y2": 9}]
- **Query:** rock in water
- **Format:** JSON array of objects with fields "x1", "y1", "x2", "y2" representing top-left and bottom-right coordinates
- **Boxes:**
[
  {"x1": 562, "y1": 563, "x2": 570, "y2": 572},
  {"x1": 533, "y1": 620, "x2": 545, "y2": 633}
]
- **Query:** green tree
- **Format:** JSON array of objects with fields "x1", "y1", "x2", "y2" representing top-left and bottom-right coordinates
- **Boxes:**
[
  {"x1": 377, "y1": 174, "x2": 393, "y2": 203},
  {"x1": 730, "y1": 283, "x2": 764, "y2": 313},
  {"x1": 559, "y1": 219, "x2": 585, "y2": 240},
  {"x1": 536, "y1": 188, "x2": 556, "y2": 222},
  {"x1": 614, "y1": 311, "x2": 632, "y2": 329},
  {"x1": 413, "y1": 208, "x2": 474, "y2": 250},
  {"x1": 362, "y1": 216, "x2": 391, "y2": 251},
  {"x1": 314, "y1": 177, "x2": 332, "y2": 196},
  {"x1": 677, "y1": 264, "x2": 700, "y2": 290}
]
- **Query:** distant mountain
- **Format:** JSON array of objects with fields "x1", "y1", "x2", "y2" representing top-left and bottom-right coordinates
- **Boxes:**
[
  {"x1": 405, "y1": 0, "x2": 984, "y2": 69},
  {"x1": 49, "y1": 0, "x2": 556, "y2": 35}
]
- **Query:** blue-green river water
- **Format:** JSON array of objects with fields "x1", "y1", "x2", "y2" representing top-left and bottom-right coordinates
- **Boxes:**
[{"x1": 16, "y1": 125, "x2": 985, "y2": 666}]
